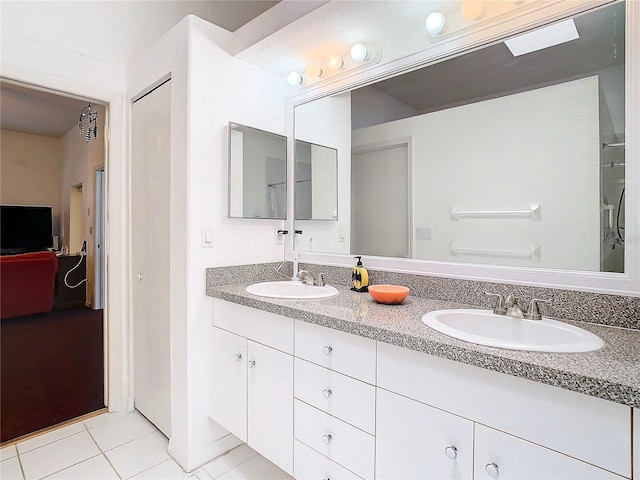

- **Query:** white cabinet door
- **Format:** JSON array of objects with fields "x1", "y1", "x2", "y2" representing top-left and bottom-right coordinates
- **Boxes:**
[
  {"x1": 376, "y1": 388, "x2": 473, "y2": 480},
  {"x1": 210, "y1": 327, "x2": 247, "y2": 442},
  {"x1": 247, "y1": 341, "x2": 293, "y2": 475},
  {"x1": 474, "y1": 424, "x2": 622, "y2": 479}
]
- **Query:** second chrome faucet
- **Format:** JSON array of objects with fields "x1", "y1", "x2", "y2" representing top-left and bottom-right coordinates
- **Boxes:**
[{"x1": 485, "y1": 292, "x2": 551, "y2": 320}]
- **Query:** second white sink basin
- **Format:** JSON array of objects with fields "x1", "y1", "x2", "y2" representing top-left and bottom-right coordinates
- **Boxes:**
[
  {"x1": 422, "y1": 309, "x2": 604, "y2": 353},
  {"x1": 246, "y1": 281, "x2": 339, "y2": 299}
]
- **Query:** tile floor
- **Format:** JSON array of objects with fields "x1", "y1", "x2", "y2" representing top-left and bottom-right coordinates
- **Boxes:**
[{"x1": 0, "y1": 411, "x2": 293, "y2": 480}]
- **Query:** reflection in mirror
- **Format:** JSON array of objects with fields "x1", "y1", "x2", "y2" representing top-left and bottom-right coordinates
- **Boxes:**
[
  {"x1": 228, "y1": 122, "x2": 287, "y2": 219},
  {"x1": 293, "y1": 1, "x2": 626, "y2": 273},
  {"x1": 295, "y1": 140, "x2": 338, "y2": 221}
]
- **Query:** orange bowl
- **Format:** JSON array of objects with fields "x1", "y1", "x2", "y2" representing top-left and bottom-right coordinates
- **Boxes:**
[{"x1": 368, "y1": 285, "x2": 410, "y2": 305}]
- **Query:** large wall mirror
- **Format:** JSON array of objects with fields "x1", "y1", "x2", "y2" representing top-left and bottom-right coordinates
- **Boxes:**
[
  {"x1": 293, "y1": 1, "x2": 627, "y2": 274},
  {"x1": 228, "y1": 122, "x2": 287, "y2": 219}
]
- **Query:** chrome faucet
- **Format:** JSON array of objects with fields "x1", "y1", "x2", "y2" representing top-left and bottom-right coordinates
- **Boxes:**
[
  {"x1": 316, "y1": 273, "x2": 326, "y2": 287},
  {"x1": 485, "y1": 292, "x2": 507, "y2": 315},
  {"x1": 297, "y1": 269, "x2": 314, "y2": 285},
  {"x1": 524, "y1": 298, "x2": 552, "y2": 320},
  {"x1": 505, "y1": 295, "x2": 524, "y2": 319}
]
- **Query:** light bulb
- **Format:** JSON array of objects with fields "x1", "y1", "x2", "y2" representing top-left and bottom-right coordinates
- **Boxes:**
[
  {"x1": 286, "y1": 72, "x2": 303, "y2": 86},
  {"x1": 326, "y1": 54, "x2": 344, "y2": 71},
  {"x1": 350, "y1": 43, "x2": 369, "y2": 62},
  {"x1": 306, "y1": 64, "x2": 323, "y2": 78},
  {"x1": 461, "y1": 1, "x2": 483, "y2": 20},
  {"x1": 425, "y1": 11, "x2": 446, "y2": 35}
]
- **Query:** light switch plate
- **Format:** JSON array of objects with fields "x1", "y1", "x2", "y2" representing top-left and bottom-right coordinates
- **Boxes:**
[{"x1": 201, "y1": 225, "x2": 214, "y2": 248}]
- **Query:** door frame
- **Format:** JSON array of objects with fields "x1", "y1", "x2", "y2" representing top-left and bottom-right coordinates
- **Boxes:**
[
  {"x1": 0, "y1": 74, "x2": 130, "y2": 413},
  {"x1": 352, "y1": 136, "x2": 414, "y2": 258}
]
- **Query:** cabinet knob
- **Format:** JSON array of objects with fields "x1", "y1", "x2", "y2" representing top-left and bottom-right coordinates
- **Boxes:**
[
  {"x1": 444, "y1": 445, "x2": 457, "y2": 459},
  {"x1": 248, "y1": 360, "x2": 255, "y2": 368},
  {"x1": 322, "y1": 434, "x2": 332, "y2": 445},
  {"x1": 322, "y1": 389, "x2": 332, "y2": 399},
  {"x1": 138, "y1": 273, "x2": 143, "y2": 281},
  {"x1": 485, "y1": 463, "x2": 499, "y2": 478},
  {"x1": 234, "y1": 354, "x2": 242, "y2": 362},
  {"x1": 322, "y1": 345, "x2": 333, "y2": 356}
]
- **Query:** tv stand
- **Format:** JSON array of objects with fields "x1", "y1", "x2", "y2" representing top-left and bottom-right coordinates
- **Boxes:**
[{"x1": 54, "y1": 255, "x2": 86, "y2": 309}]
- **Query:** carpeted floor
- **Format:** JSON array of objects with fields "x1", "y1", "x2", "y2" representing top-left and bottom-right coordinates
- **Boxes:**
[{"x1": 1, "y1": 307, "x2": 104, "y2": 443}]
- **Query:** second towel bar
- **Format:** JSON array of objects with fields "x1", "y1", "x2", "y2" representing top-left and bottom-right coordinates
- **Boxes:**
[{"x1": 451, "y1": 204, "x2": 540, "y2": 220}]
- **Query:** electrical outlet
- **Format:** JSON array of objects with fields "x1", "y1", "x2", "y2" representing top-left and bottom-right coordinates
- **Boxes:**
[
  {"x1": 338, "y1": 227, "x2": 346, "y2": 243},
  {"x1": 274, "y1": 227, "x2": 285, "y2": 245},
  {"x1": 416, "y1": 227, "x2": 432, "y2": 240}
]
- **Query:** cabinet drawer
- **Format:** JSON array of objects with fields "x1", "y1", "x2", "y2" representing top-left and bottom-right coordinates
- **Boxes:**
[
  {"x1": 294, "y1": 440, "x2": 362, "y2": 480},
  {"x1": 377, "y1": 341, "x2": 632, "y2": 478},
  {"x1": 474, "y1": 424, "x2": 622, "y2": 479},
  {"x1": 294, "y1": 400, "x2": 374, "y2": 480},
  {"x1": 212, "y1": 299, "x2": 293, "y2": 354},
  {"x1": 376, "y1": 388, "x2": 474, "y2": 480},
  {"x1": 295, "y1": 320, "x2": 376, "y2": 384},
  {"x1": 294, "y1": 358, "x2": 375, "y2": 434}
]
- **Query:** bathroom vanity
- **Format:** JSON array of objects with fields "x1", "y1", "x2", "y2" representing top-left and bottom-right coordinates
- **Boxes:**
[{"x1": 207, "y1": 282, "x2": 639, "y2": 480}]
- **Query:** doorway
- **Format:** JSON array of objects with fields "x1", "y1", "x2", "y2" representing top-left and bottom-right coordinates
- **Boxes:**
[
  {"x1": 351, "y1": 142, "x2": 411, "y2": 258},
  {"x1": 0, "y1": 79, "x2": 108, "y2": 442}
]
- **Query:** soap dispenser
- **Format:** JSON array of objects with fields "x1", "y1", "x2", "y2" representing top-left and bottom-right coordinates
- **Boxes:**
[{"x1": 351, "y1": 256, "x2": 369, "y2": 292}]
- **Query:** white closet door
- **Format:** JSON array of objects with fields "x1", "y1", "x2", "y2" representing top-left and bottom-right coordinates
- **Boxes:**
[
  {"x1": 131, "y1": 80, "x2": 171, "y2": 436},
  {"x1": 351, "y1": 144, "x2": 409, "y2": 257}
]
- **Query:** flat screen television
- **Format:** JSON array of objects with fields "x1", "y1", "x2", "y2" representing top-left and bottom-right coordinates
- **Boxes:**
[{"x1": 0, "y1": 205, "x2": 53, "y2": 254}]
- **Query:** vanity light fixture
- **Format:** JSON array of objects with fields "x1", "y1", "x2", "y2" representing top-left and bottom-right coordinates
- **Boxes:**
[
  {"x1": 306, "y1": 63, "x2": 323, "y2": 78},
  {"x1": 504, "y1": 18, "x2": 579, "y2": 56},
  {"x1": 326, "y1": 54, "x2": 344, "y2": 71},
  {"x1": 350, "y1": 43, "x2": 383, "y2": 64},
  {"x1": 425, "y1": 11, "x2": 446, "y2": 36},
  {"x1": 461, "y1": 0, "x2": 484, "y2": 21},
  {"x1": 350, "y1": 43, "x2": 369, "y2": 62},
  {"x1": 287, "y1": 71, "x2": 303, "y2": 86}
]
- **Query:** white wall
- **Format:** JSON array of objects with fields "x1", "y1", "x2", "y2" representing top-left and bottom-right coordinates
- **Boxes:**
[
  {"x1": 127, "y1": 14, "x2": 289, "y2": 471},
  {"x1": 0, "y1": 130, "x2": 63, "y2": 235},
  {"x1": 353, "y1": 76, "x2": 601, "y2": 271},
  {"x1": 187, "y1": 16, "x2": 290, "y2": 468},
  {"x1": 295, "y1": 93, "x2": 351, "y2": 254}
]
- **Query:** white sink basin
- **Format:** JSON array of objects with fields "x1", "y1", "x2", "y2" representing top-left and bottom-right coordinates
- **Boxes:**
[
  {"x1": 246, "y1": 281, "x2": 339, "y2": 299},
  {"x1": 422, "y1": 309, "x2": 604, "y2": 353}
]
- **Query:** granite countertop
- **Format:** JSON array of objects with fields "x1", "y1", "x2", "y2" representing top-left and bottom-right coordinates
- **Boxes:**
[{"x1": 207, "y1": 283, "x2": 640, "y2": 408}]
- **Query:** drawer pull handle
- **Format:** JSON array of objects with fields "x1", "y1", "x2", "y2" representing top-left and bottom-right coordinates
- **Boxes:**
[
  {"x1": 234, "y1": 354, "x2": 242, "y2": 362},
  {"x1": 322, "y1": 434, "x2": 332, "y2": 445},
  {"x1": 485, "y1": 463, "x2": 499, "y2": 478},
  {"x1": 323, "y1": 345, "x2": 333, "y2": 356},
  {"x1": 322, "y1": 389, "x2": 332, "y2": 399},
  {"x1": 444, "y1": 446, "x2": 457, "y2": 459},
  {"x1": 248, "y1": 360, "x2": 255, "y2": 368}
]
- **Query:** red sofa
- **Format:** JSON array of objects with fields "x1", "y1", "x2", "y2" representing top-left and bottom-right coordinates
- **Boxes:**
[{"x1": 1, "y1": 252, "x2": 58, "y2": 319}]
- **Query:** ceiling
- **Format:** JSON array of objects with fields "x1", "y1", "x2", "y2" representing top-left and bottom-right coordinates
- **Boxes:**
[{"x1": 0, "y1": 0, "x2": 284, "y2": 138}]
